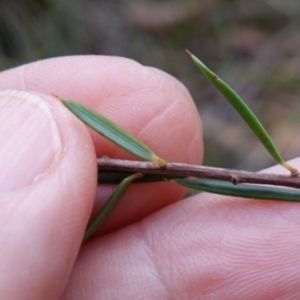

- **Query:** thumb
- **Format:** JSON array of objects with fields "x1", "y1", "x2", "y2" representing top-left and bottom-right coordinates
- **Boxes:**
[{"x1": 0, "y1": 90, "x2": 96, "y2": 299}]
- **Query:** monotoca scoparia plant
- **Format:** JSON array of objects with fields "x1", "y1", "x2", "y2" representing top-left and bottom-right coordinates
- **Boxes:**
[{"x1": 57, "y1": 51, "x2": 300, "y2": 242}]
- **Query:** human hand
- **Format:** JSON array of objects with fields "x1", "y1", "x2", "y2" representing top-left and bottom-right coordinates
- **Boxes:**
[{"x1": 0, "y1": 56, "x2": 299, "y2": 300}]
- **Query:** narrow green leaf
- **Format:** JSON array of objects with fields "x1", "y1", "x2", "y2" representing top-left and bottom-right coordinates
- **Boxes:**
[
  {"x1": 84, "y1": 173, "x2": 143, "y2": 241},
  {"x1": 98, "y1": 170, "x2": 185, "y2": 184},
  {"x1": 176, "y1": 178, "x2": 300, "y2": 201},
  {"x1": 60, "y1": 98, "x2": 166, "y2": 167},
  {"x1": 186, "y1": 50, "x2": 298, "y2": 176}
]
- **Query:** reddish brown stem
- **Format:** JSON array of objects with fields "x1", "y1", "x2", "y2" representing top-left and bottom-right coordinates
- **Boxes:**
[{"x1": 97, "y1": 158, "x2": 300, "y2": 189}]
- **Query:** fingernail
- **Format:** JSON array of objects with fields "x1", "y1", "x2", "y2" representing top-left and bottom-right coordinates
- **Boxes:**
[{"x1": 0, "y1": 90, "x2": 62, "y2": 194}]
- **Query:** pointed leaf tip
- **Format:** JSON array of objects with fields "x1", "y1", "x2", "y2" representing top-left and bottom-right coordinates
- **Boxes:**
[
  {"x1": 185, "y1": 49, "x2": 193, "y2": 57},
  {"x1": 51, "y1": 93, "x2": 60, "y2": 99}
]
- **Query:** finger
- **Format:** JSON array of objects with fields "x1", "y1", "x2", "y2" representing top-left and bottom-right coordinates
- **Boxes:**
[
  {"x1": 0, "y1": 90, "x2": 96, "y2": 299},
  {"x1": 0, "y1": 56, "x2": 203, "y2": 233},
  {"x1": 63, "y1": 158, "x2": 300, "y2": 299}
]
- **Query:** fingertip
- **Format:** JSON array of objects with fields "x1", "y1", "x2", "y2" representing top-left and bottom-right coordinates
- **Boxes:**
[{"x1": 0, "y1": 90, "x2": 97, "y2": 299}]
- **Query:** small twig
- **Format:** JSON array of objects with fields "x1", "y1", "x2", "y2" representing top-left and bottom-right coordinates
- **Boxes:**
[{"x1": 97, "y1": 158, "x2": 300, "y2": 189}]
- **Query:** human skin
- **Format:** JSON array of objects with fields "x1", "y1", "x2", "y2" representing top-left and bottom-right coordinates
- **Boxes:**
[{"x1": 0, "y1": 56, "x2": 300, "y2": 300}]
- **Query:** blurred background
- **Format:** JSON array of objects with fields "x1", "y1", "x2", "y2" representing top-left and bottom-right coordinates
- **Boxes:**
[{"x1": 1, "y1": 0, "x2": 300, "y2": 172}]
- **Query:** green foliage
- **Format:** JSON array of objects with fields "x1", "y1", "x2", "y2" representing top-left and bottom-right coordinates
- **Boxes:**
[
  {"x1": 175, "y1": 178, "x2": 300, "y2": 201},
  {"x1": 3, "y1": 1, "x2": 300, "y2": 239},
  {"x1": 187, "y1": 51, "x2": 298, "y2": 176},
  {"x1": 2, "y1": 1, "x2": 300, "y2": 170},
  {"x1": 59, "y1": 79, "x2": 299, "y2": 240},
  {"x1": 84, "y1": 173, "x2": 142, "y2": 241},
  {"x1": 61, "y1": 98, "x2": 166, "y2": 166}
]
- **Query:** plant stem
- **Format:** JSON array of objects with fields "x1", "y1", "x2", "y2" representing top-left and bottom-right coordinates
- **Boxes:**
[{"x1": 97, "y1": 158, "x2": 300, "y2": 189}]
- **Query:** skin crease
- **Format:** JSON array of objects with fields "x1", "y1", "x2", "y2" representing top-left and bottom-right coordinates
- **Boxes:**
[{"x1": 0, "y1": 56, "x2": 300, "y2": 299}]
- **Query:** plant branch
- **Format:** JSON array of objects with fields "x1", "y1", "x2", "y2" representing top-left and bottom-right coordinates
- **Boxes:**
[{"x1": 97, "y1": 158, "x2": 300, "y2": 189}]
